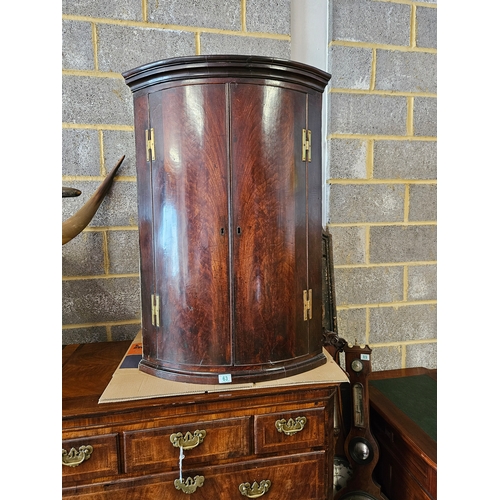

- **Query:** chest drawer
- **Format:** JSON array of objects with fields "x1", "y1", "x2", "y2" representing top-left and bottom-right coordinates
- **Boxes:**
[
  {"x1": 63, "y1": 452, "x2": 326, "y2": 500},
  {"x1": 123, "y1": 416, "x2": 251, "y2": 473},
  {"x1": 181, "y1": 451, "x2": 326, "y2": 499},
  {"x1": 62, "y1": 434, "x2": 119, "y2": 484},
  {"x1": 372, "y1": 412, "x2": 436, "y2": 499},
  {"x1": 254, "y1": 407, "x2": 325, "y2": 454}
]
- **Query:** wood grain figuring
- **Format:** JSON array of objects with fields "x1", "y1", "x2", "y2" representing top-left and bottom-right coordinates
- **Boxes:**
[
  {"x1": 231, "y1": 83, "x2": 307, "y2": 364},
  {"x1": 254, "y1": 407, "x2": 325, "y2": 454},
  {"x1": 62, "y1": 434, "x2": 119, "y2": 483},
  {"x1": 62, "y1": 341, "x2": 339, "y2": 499},
  {"x1": 123, "y1": 417, "x2": 251, "y2": 473},
  {"x1": 123, "y1": 56, "x2": 331, "y2": 384},
  {"x1": 149, "y1": 84, "x2": 231, "y2": 368},
  {"x1": 63, "y1": 453, "x2": 325, "y2": 500}
]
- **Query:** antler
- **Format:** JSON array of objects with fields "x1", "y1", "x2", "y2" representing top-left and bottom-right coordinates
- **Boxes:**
[{"x1": 62, "y1": 155, "x2": 125, "y2": 245}]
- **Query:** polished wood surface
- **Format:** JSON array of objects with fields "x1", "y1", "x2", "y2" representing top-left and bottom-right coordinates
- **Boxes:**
[
  {"x1": 122, "y1": 55, "x2": 331, "y2": 93},
  {"x1": 132, "y1": 92, "x2": 156, "y2": 362},
  {"x1": 63, "y1": 453, "x2": 326, "y2": 500},
  {"x1": 62, "y1": 341, "x2": 341, "y2": 499},
  {"x1": 231, "y1": 83, "x2": 307, "y2": 363},
  {"x1": 149, "y1": 83, "x2": 231, "y2": 367},
  {"x1": 369, "y1": 368, "x2": 437, "y2": 500},
  {"x1": 335, "y1": 345, "x2": 387, "y2": 500},
  {"x1": 123, "y1": 55, "x2": 331, "y2": 384}
]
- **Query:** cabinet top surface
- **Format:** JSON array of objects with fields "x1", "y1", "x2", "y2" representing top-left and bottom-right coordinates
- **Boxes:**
[
  {"x1": 122, "y1": 54, "x2": 331, "y2": 93},
  {"x1": 62, "y1": 341, "x2": 341, "y2": 424}
]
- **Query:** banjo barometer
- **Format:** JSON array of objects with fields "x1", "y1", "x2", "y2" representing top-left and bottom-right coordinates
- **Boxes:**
[{"x1": 335, "y1": 341, "x2": 388, "y2": 500}]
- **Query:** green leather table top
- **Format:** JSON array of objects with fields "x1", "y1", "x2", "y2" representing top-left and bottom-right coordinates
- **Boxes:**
[{"x1": 370, "y1": 374, "x2": 437, "y2": 442}]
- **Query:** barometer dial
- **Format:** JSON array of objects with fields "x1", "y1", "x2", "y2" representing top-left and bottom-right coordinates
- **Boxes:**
[{"x1": 351, "y1": 359, "x2": 363, "y2": 373}]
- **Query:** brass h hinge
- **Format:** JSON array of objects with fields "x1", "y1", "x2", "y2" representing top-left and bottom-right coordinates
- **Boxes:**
[
  {"x1": 146, "y1": 128, "x2": 156, "y2": 161},
  {"x1": 151, "y1": 294, "x2": 160, "y2": 327},
  {"x1": 302, "y1": 129, "x2": 312, "y2": 162},
  {"x1": 303, "y1": 289, "x2": 312, "y2": 321}
]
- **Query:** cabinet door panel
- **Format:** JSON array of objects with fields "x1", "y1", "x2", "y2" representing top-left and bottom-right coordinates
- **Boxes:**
[
  {"x1": 230, "y1": 83, "x2": 309, "y2": 364},
  {"x1": 148, "y1": 84, "x2": 231, "y2": 366}
]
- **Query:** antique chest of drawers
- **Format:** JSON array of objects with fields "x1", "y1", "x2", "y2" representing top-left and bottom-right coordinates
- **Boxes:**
[{"x1": 62, "y1": 340, "x2": 345, "y2": 499}]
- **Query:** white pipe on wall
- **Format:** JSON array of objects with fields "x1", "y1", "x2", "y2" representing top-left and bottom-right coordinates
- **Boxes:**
[{"x1": 291, "y1": 0, "x2": 330, "y2": 226}]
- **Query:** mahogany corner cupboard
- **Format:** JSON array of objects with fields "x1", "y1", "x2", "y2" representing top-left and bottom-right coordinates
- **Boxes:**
[{"x1": 123, "y1": 55, "x2": 331, "y2": 384}]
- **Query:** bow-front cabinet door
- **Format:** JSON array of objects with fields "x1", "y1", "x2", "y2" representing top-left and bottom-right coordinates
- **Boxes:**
[{"x1": 230, "y1": 82, "x2": 323, "y2": 370}]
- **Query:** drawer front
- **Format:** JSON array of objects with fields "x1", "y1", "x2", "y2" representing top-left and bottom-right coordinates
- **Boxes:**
[
  {"x1": 254, "y1": 407, "x2": 325, "y2": 454},
  {"x1": 196, "y1": 452, "x2": 326, "y2": 499},
  {"x1": 123, "y1": 416, "x2": 251, "y2": 473},
  {"x1": 371, "y1": 413, "x2": 436, "y2": 498},
  {"x1": 63, "y1": 452, "x2": 326, "y2": 500},
  {"x1": 62, "y1": 434, "x2": 119, "y2": 484},
  {"x1": 375, "y1": 441, "x2": 434, "y2": 500}
]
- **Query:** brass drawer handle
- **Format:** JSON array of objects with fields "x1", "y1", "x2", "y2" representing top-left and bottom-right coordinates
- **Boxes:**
[
  {"x1": 174, "y1": 475, "x2": 205, "y2": 494},
  {"x1": 239, "y1": 480, "x2": 271, "y2": 498},
  {"x1": 62, "y1": 445, "x2": 93, "y2": 467},
  {"x1": 170, "y1": 430, "x2": 207, "y2": 450},
  {"x1": 275, "y1": 416, "x2": 307, "y2": 435}
]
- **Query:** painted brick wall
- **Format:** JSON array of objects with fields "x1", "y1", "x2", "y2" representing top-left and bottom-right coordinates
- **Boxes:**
[
  {"x1": 62, "y1": 0, "x2": 291, "y2": 344},
  {"x1": 326, "y1": 0, "x2": 437, "y2": 370}
]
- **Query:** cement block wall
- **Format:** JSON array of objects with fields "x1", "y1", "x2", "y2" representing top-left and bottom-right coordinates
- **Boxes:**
[
  {"x1": 326, "y1": 0, "x2": 437, "y2": 370},
  {"x1": 62, "y1": 0, "x2": 437, "y2": 371}
]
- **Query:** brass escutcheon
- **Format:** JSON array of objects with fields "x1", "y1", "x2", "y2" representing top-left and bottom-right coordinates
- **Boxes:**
[
  {"x1": 170, "y1": 430, "x2": 207, "y2": 450},
  {"x1": 62, "y1": 445, "x2": 93, "y2": 467},
  {"x1": 174, "y1": 475, "x2": 205, "y2": 494},
  {"x1": 275, "y1": 416, "x2": 307, "y2": 436},
  {"x1": 239, "y1": 480, "x2": 272, "y2": 498}
]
